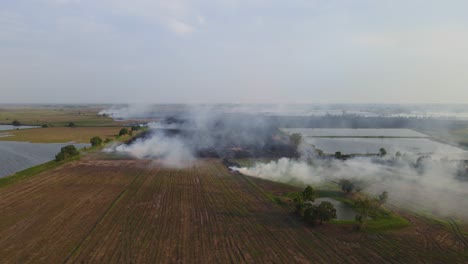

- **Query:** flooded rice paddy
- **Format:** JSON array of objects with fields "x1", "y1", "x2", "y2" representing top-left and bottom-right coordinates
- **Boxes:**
[
  {"x1": 0, "y1": 125, "x2": 39, "y2": 131},
  {"x1": 0, "y1": 141, "x2": 89, "y2": 178},
  {"x1": 281, "y1": 128, "x2": 467, "y2": 155}
]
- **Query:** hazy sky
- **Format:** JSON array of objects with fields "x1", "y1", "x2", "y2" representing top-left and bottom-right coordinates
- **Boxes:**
[{"x1": 1, "y1": 0, "x2": 468, "y2": 104}]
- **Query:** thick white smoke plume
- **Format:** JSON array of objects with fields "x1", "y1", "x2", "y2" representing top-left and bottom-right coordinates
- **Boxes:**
[
  {"x1": 112, "y1": 134, "x2": 194, "y2": 168},
  {"x1": 233, "y1": 152, "x2": 468, "y2": 219},
  {"x1": 100, "y1": 104, "x2": 468, "y2": 219},
  {"x1": 99, "y1": 104, "x2": 154, "y2": 119}
]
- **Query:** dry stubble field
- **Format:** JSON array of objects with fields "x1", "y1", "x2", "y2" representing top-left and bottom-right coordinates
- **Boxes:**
[{"x1": 0, "y1": 155, "x2": 467, "y2": 263}]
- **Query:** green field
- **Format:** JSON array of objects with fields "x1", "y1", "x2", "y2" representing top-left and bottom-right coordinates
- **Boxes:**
[
  {"x1": 0, "y1": 105, "x2": 120, "y2": 127},
  {"x1": 0, "y1": 127, "x2": 130, "y2": 143}
]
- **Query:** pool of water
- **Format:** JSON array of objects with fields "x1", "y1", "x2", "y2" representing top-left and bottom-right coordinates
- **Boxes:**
[
  {"x1": 0, "y1": 141, "x2": 89, "y2": 178},
  {"x1": 0, "y1": 125, "x2": 40, "y2": 131},
  {"x1": 281, "y1": 128, "x2": 429, "y2": 137},
  {"x1": 304, "y1": 137, "x2": 466, "y2": 155},
  {"x1": 314, "y1": 197, "x2": 359, "y2": 221}
]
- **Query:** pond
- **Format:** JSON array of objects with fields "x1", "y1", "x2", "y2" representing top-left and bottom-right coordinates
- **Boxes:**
[
  {"x1": 281, "y1": 128, "x2": 429, "y2": 137},
  {"x1": 303, "y1": 137, "x2": 466, "y2": 155},
  {"x1": 0, "y1": 141, "x2": 89, "y2": 178},
  {"x1": 0, "y1": 125, "x2": 40, "y2": 131},
  {"x1": 314, "y1": 197, "x2": 359, "y2": 221}
]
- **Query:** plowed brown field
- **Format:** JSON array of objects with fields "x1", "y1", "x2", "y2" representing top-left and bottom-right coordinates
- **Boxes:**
[{"x1": 0, "y1": 157, "x2": 466, "y2": 263}]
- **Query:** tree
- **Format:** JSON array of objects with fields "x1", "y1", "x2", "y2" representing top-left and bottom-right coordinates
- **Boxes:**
[
  {"x1": 131, "y1": 125, "x2": 141, "y2": 131},
  {"x1": 42, "y1": 124, "x2": 49, "y2": 128},
  {"x1": 11, "y1": 120, "x2": 21, "y2": 126},
  {"x1": 354, "y1": 198, "x2": 378, "y2": 229},
  {"x1": 379, "y1": 147, "x2": 387, "y2": 156},
  {"x1": 339, "y1": 179, "x2": 355, "y2": 193},
  {"x1": 55, "y1": 145, "x2": 79, "y2": 161},
  {"x1": 315, "y1": 201, "x2": 337, "y2": 224},
  {"x1": 119, "y1": 128, "x2": 129, "y2": 136},
  {"x1": 303, "y1": 201, "x2": 337, "y2": 225},
  {"x1": 68, "y1": 122, "x2": 75, "y2": 127},
  {"x1": 335, "y1": 151, "x2": 342, "y2": 159},
  {"x1": 293, "y1": 185, "x2": 316, "y2": 216},
  {"x1": 289, "y1": 133, "x2": 302, "y2": 148},
  {"x1": 90, "y1": 136, "x2": 103, "y2": 147},
  {"x1": 302, "y1": 185, "x2": 316, "y2": 201},
  {"x1": 293, "y1": 195, "x2": 306, "y2": 216}
]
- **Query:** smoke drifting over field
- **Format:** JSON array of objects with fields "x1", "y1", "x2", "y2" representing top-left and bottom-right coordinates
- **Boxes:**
[
  {"x1": 233, "y1": 148, "x2": 468, "y2": 218},
  {"x1": 102, "y1": 104, "x2": 468, "y2": 218},
  {"x1": 112, "y1": 133, "x2": 194, "y2": 168},
  {"x1": 104, "y1": 106, "x2": 287, "y2": 167}
]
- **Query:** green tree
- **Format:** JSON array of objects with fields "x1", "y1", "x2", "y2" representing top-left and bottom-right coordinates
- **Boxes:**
[
  {"x1": 293, "y1": 185, "x2": 316, "y2": 216},
  {"x1": 289, "y1": 133, "x2": 302, "y2": 148},
  {"x1": 303, "y1": 201, "x2": 337, "y2": 225},
  {"x1": 119, "y1": 128, "x2": 129, "y2": 136},
  {"x1": 302, "y1": 185, "x2": 316, "y2": 201},
  {"x1": 90, "y1": 136, "x2": 103, "y2": 147},
  {"x1": 68, "y1": 122, "x2": 75, "y2": 127},
  {"x1": 339, "y1": 179, "x2": 355, "y2": 193},
  {"x1": 335, "y1": 151, "x2": 342, "y2": 159},
  {"x1": 293, "y1": 194, "x2": 306, "y2": 216},
  {"x1": 379, "y1": 147, "x2": 387, "y2": 156},
  {"x1": 131, "y1": 125, "x2": 141, "y2": 131},
  {"x1": 315, "y1": 201, "x2": 337, "y2": 224},
  {"x1": 55, "y1": 145, "x2": 79, "y2": 161},
  {"x1": 12, "y1": 120, "x2": 21, "y2": 126},
  {"x1": 354, "y1": 198, "x2": 378, "y2": 229}
]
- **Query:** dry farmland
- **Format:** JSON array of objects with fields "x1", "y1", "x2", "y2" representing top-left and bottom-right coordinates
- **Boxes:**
[{"x1": 0, "y1": 156, "x2": 467, "y2": 263}]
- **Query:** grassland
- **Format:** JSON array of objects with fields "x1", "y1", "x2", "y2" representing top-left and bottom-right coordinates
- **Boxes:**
[
  {"x1": 0, "y1": 155, "x2": 466, "y2": 263},
  {"x1": 0, "y1": 105, "x2": 124, "y2": 127},
  {"x1": 0, "y1": 127, "x2": 127, "y2": 143}
]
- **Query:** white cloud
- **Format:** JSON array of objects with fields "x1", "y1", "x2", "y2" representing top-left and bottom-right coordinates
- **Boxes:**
[
  {"x1": 99, "y1": 0, "x2": 199, "y2": 35},
  {"x1": 164, "y1": 17, "x2": 194, "y2": 35}
]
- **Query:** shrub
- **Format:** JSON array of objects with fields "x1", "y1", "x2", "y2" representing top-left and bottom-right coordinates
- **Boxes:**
[
  {"x1": 304, "y1": 201, "x2": 337, "y2": 225},
  {"x1": 42, "y1": 124, "x2": 49, "y2": 128},
  {"x1": 90, "y1": 136, "x2": 103, "y2": 147},
  {"x1": 131, "y1": 125, "x2": 141, "y2": 131},
  {"x1": 68, "y1": 122, "x2": 75, "y2": 127},
  {"x1": 289, "y1": 133, "x2": 302, "y2": 148},
  {"x1": 379, "y1": 148, "x2": 387, "y2": 156},
  {"x1": 55, "y1": 145, "x2": 79, "y2": 161},
  {"x1": 339, "y1": 179, "x2": 355, "y2": 193},
  {"x1": 12, "y1": 120, "x2": 21, "y2": 126},
  {"x1": 119, "y1": 128, "x2": 129, "y2": 136}
]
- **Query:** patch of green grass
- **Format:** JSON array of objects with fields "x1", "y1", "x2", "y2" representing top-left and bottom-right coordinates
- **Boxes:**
[
  {"x1": 0, "y1": 127, "x2": 125, "y2": 143},
  {"x1": 366, "y1": 213, "x2": 410, "y2": 232}
]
